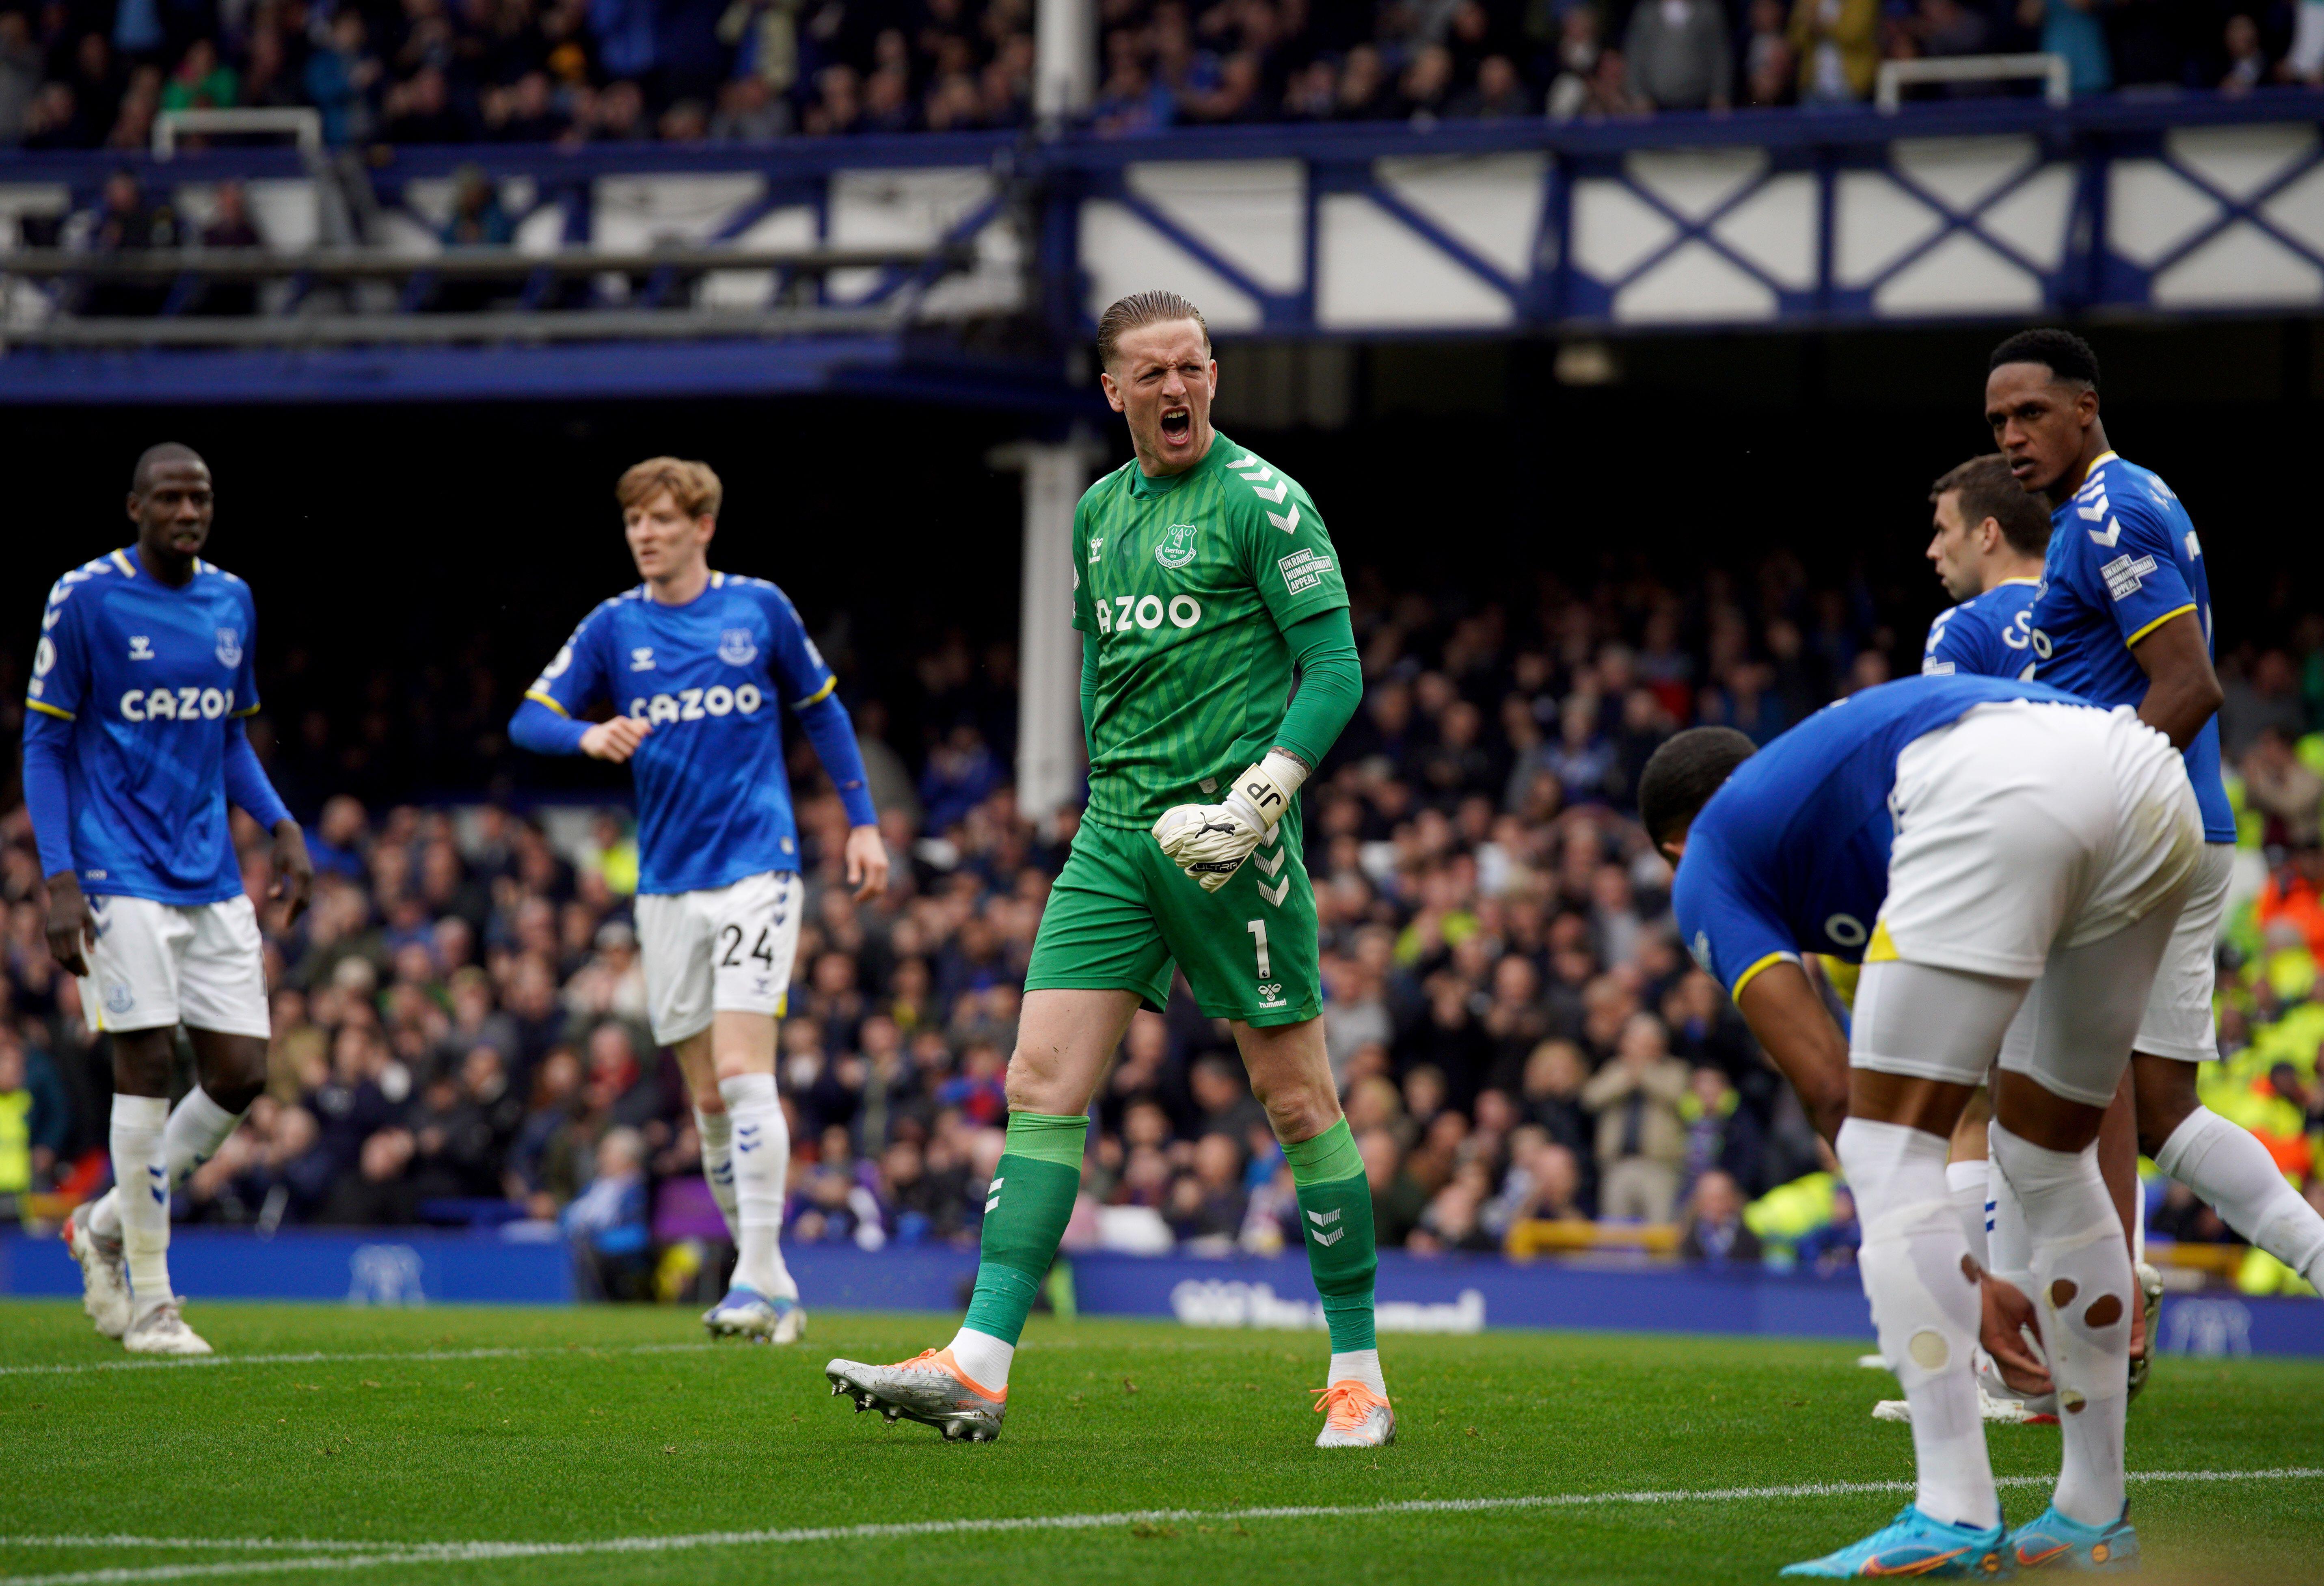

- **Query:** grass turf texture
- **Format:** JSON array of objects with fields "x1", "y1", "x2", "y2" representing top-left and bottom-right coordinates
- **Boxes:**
[{"x1": 2, "y1": 1299, "x2": 2317, "y2": 1585}]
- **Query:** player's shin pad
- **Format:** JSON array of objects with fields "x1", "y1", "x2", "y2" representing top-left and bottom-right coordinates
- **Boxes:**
[
  {"x1": 960, "y1": 1113, "x2": 1087, "y2": 1348},
  {"x1": 1152, "y1": 752, "x2": 1305, "y2": 893},
  {"x1": 1285, "y1": 1120, "x2": 1378, "y2": 1353}
]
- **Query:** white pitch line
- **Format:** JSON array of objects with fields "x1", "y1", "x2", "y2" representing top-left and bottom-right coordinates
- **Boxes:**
[
  {"x1": 0, "y1": 1344, "x2": 716, "y2": 1379},
  {"x1": 3, "y1": 1469, "x2": 2315, "y2": 1586}
]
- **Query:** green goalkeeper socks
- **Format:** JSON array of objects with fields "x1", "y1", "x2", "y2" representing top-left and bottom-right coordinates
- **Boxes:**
[
  {"x1": 960, "y1": 1111, "x2": 1088, "y2": 1348},
  {"x1": 1284, "y1": 1118, "x2": 1378, "y2": 1354}
]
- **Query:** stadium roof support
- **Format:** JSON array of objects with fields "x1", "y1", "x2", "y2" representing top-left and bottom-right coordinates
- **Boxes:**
[{"x1": 4, "y1": 92, "x2": 2324, "y2": 402}]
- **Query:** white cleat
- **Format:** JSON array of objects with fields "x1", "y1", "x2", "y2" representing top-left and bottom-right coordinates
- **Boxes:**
[
  {"x1": 2127, "y1": 1262, "x2": 2163, "y2": 1403},
  {"x1": 1872, "y1": 1384, "x2": 2051, "y2": 1425},
  {"x1": 122, "y1": 1301, "x2": 212, "y2": 1357},
  {"x1": 701, "y1": 1288, "x2": 805, "y2": 1344},
  {"x1": 1313, "y1": 1380, "x2": 1395, "y2": 1448},
  {"x1": 824, "y1": 1349, "x2": 1006, "y2": 1442},
  {"x1": 64, "y1": 1203, "x2": 131, "y2": 1341}
]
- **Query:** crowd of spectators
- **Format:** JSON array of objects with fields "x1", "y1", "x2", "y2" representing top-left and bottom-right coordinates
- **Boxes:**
[
  {"x1": 1, "y1": 0, "x2": 2318, "y2": 154},
  {"x1": 4, "y1": 557, "x2": 2322, "y2": 1296}
]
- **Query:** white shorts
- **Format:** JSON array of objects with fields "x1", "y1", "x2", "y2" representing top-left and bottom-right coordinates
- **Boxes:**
[
  {"x1": 2131, "y1": 841, "x2": 2232, "y2": 1063},
  {"x1": 78, "y1": 893, "x2": 270, "y2": 1039},
  {"x1": 634, "y1": 870, "x2": 801, "y2": 1047},
  {"x1": 1878, "y1": 701, "x2": 2204, "y2": 978}
]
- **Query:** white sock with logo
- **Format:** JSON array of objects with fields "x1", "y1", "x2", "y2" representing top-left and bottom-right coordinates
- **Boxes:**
[
  {"x1": 694, "y1": 1106, "x2": 739, "y2": 1242},
  {"x1": 1839, "y1": 1117, "x2": 1999, "y2": 1532},
  {"x1": 1946, "y1": 1159, "x2": 1991, "y2": 1271},
  {"x1": 718, "y1": 1074, "x2": 797, "y2": 1302},
  {"x1": 2156, "y1": 1106, "x2": 2324, "y2": 1288},
  {"x1": 110, "y1": 1094, "x2": 174, "y2": 1314},
  {"x1": 945, "y1": 1327, "x2": 1013, "y2": 1392},
  {"x1": 1328, "y1": 1348, "x2": 1387, "y2": 1397},
  {"x1": 89, "y1": 1085, "x2": 244, "y2": 1243}
]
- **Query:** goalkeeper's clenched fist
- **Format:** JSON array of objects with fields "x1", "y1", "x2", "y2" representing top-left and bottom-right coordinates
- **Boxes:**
[{"x1": 1152, "y1": 750, "x2": 1310, "y2": 892}]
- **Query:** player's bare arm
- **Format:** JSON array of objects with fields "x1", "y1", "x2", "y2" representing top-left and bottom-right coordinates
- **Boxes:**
[
  {"x1": 2128, "y1": 608, "x2": 2225, "y2": 751},
  {"x1": 842, "y1": 823, "x2": 888, "y2": 901},
  {"x1": 1730, "y1": 959, "x2": 1850, "y2": 1147},
  {"x1": 266, "y1": 821, "x2": 314, "y2": 930},
  {"x1": 43, "y1": 870, "x2": 94, "y2": 979}
]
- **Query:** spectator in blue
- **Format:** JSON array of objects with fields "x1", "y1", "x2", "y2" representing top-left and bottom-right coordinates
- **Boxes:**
[
  {"x1": 2018, "y1": 0, "x2": 2111, "y2": 96},
  {"x1": 591, "y1": 0, "x2": 658, "y2": 82},
  {"x1": 562, "y1": 1126, "x2": 654, "y2": 1299},
  {"x1": 1677, "y1": 1169, "x2": 1762, "y2": 1263},
  {"x1": 919, "y1": 723, "x2": 1001, "y2": 834},
  {"x1": 1796, "y1": 1184, "x2": 1862, "y2": 1273},
  {"x1": 305, "y1": 12, "x2": 382, "y2": 145},
  {"x1": 442, "y1": 166, "x2": 514, "y2": 248}
]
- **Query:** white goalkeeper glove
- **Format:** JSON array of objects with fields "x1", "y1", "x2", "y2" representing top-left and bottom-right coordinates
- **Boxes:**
[{"x1": 1151, "y1": 751, "x2": 1309, "y2": 892}]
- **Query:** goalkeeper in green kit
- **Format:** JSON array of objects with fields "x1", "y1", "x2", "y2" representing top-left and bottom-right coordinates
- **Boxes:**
[{"x1": 823, "y1": 290, "x2": 1383, "y2": 1448}]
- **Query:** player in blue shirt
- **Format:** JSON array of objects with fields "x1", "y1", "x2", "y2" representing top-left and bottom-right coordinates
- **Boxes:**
[
  {"x1": 509, "y1": 456, "x2": 886, "y2": 1344},
  {"x1": 1989, "y1": 331, "x2": 2324, "y2": 1423},
  {"x1": 30, "y1": 444, "x2": 313, "y2": 1358},
  {"x1": 1644, "y1": 674, "x2": 2205, "y2": 1576},
  {"x1": 1919, "y1": 454, "x2": 2047, "y2": 682}
]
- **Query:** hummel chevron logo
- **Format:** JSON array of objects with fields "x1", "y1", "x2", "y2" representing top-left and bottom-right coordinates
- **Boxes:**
[
  {"x1": 986, "y1": 1176, "x2": 1004, "y2": 1214},
  {"x1": 1234, "y1": 463, "x2": 1272, "y2": 481},
  {"x1": 1266, "y1": 504, "x2": 1302, "y2": 534},
  {"x1": 1257, "y1": 877, "x2": 1289, "y2": 907},
  {"x1": 1253, "y1": 849, "x2": 1285, "y2": 877},
  {"x1": 1310, "y1": 1226, "x2": 1345, "y2": 1247},
  {"x1": 2076, "y1": 494, "x2": 2109, "y2": 521},
  {"x1": 1259, "y1": 828, "x2": 1280, "y2": 849},
  {"x1": 1248, "y1": 478, "x2": 1289, "y2": 503},
  {"x1": 1308, "y1": 1209, "x2": 1340, "y2": 1225},
  {"x1": 2088, "y1": 516, "x2": 2123, "y2": 549}
]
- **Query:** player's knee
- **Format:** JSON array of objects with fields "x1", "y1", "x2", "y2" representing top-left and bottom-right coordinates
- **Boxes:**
[
  {"x1": 1003, "y1": 1055, "x2": 1075, "y2": 1116},
  {"x1": 2131, "y1": 1056, "x2": 2198, "y2": 1157},
  {"x1": 1256, "y1": 1076, "x2": 1338, "y2": 1146}
]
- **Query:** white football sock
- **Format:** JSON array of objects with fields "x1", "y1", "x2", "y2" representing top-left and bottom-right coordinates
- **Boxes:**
[
  {"x1": 718, "y1": 1074, "x2": 797, "y2": 1302},
  {"x1": 1840, "y1": 1117, "x2": 1999, "y2": 1531},
  {"x1": 694, "y1": 1106, "x2": 739, "y2": 1242},
  {"x1": 946, "y1": 1327, "x2": 1014, "y2": 1392},
  {"x1": 1993, "y1": 1123, "x2": 2130, "y2": 1528},
  {"x1": 110, "y1": 1093, "x2": 173, "y2": 1313},
  {"x1": 1328, "y1": 1348, "x2": 1387, "y2": 1397},
  {"x1": 89, "y1": 1084, "x2": 245, "y2": 1242},
  {"x1": 2156, "y1": 1106, "x2": 2324, "y2": 1288},
  {"x1": 1946, "y1": 1159, "x2": 1991, "y2": 1271}
]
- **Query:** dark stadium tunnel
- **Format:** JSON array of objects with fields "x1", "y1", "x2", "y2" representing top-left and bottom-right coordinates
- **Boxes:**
[{"x1": 5, "y1": 318, "x2": 2323, "y2": 811}]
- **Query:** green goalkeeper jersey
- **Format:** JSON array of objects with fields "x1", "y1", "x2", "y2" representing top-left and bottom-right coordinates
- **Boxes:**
[{"x1": 1071, "y1": 430, "x2": 1349, "y2": 830}]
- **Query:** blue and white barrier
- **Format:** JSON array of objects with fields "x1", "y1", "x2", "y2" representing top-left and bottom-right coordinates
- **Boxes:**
[{"x1": 4, "y1": 1232, "x2": 2318, "y2": 1358}]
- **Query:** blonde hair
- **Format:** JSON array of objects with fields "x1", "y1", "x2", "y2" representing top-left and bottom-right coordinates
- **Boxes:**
[
  {"x1": 615, "y1": 456, "x2": 722, "y2": 521},
  {"x1": 1095, "y1": 290, "x2": 1209, "y2": 369}
]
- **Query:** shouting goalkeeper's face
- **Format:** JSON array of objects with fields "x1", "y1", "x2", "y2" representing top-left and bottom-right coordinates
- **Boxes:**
[{"x1": 1101, "y1": 318, "x2": 1218, "y2": 478}]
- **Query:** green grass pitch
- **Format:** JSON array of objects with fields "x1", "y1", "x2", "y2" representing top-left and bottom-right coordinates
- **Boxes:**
[{"x1": 2, "y1": 1298, "x2": 2318, "y2": 1584}]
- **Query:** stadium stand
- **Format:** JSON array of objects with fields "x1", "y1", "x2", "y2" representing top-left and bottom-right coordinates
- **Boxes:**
[
  {"x1": 0, "y1": 0, "x2": 2314, "y2": 153},
  {"x1": 6, "y1": 549, "x2": 2319, "y2": 1298}
]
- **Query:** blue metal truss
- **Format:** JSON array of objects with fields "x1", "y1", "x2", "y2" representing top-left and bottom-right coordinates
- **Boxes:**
[{"x1": 4, "y1": 93, "x2": 2324, "y2": 402}]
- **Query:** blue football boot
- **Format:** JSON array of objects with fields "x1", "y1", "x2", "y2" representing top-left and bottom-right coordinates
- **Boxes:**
[
  {"x1": 1781, "y1": 1505, "x2": 2013, "y2": 1578},
  {"x1": 2006, "y1": 1505, "x2": 2138, "y2": 1571}
]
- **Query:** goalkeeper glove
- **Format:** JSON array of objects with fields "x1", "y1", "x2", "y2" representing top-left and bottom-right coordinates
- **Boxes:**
[{"x1": 1152, "y1": 751, "x2": 1307, "y2": 892}]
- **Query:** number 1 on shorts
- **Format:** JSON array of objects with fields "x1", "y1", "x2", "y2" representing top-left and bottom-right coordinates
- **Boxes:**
[{"x1": 1247, "y1": 918, "x2": 1270, "y2": 979}]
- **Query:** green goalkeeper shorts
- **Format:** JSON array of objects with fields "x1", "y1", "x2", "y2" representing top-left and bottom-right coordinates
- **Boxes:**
[{"x1": 1024, "y1": 801, "x2": 1320, "y2": 1027}]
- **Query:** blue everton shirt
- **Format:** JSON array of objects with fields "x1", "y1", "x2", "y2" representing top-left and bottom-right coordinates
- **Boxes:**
[
  {"x1": 524, "y1": 573, "x2": 838, "y2": 895},
  {"x1": 2029, "y1": 452, "x2": 2233, "y2": 844},
  {"x1": 23, "y1": 547, "x2": 261, "y2": 905},
  {"x1": 1921, "y1": 578, "x2": 2039, "y2": 681},
  {"x1": 1672, "y1": 674, "x2": 2085, "y2": 999}
]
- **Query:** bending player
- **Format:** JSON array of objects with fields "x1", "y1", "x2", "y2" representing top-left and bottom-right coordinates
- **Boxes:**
[
  {"x1": 39, "y1": 443, "x2": 313, "y2": 1356},
  {"x1": 509, "y1": 457, "x2": 887, "y2": 1343},
  {"x1": 1985, "y1": 329, "x2": 2324, "y2": 1300},
  {"x1": 1644, "y1": 673, "x2": 2202, "y2": 1574},
  {"x1": 822, "y1": 290, "x2": 1377, "y2": 1447}
]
